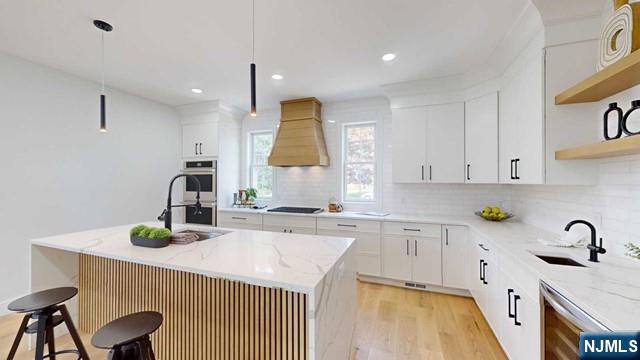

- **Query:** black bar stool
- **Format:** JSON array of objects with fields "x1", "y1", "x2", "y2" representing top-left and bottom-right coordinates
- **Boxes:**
[
  {"x1": 7, "y1": 286, "x2": 90, "y2": 360},
  {"x1": 91, "y1": 311, "x2": 163, "y2": 360}
]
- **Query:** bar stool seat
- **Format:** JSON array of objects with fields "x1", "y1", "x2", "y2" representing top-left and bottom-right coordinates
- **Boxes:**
[
  {"x1": 8, "y1": 287, "x2": 77, "y2": 313},
  {"x1": 92, "y1": 311, "x2": 163, "y2": 360},
  {"x1": 6, "y1": 286, "x2": 89, "y2": 360}
]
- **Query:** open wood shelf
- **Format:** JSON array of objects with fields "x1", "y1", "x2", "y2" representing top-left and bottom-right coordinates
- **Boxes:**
[
  {"x1": 555, "y1": 50, "x2": 640, "y2": 105},
  {"x1": 555, "y1": 135, "x2": 640, "y2": 159}
]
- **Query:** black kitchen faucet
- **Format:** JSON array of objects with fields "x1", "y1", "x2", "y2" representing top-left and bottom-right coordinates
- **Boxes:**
[
  {"x1": 158, "y1": 174, "x2": 202, "y2": 230},
  {"x1": 564, "y1": 219, "x2": 606, "y2": 262}
]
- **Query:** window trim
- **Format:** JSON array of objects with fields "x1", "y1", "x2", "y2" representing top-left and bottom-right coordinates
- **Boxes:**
[
  {"x1": 341, "y1": 121, "x2": 377, "y2": 204},
  {"x1": 247, "y1": 130, "x2": 274, "y2": 200}
]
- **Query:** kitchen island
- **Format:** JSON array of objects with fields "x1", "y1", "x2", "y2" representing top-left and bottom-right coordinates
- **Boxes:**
[{"x1": 29, "y1": 223, "x2": 357, "y2": 360}]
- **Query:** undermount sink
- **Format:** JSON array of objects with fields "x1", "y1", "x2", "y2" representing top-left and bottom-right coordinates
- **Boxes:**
[
  {"x1": 176, "y1": 229, "x2": 229, "y2": 241},
  {"x1": 534, "y1": 254, "x2": 587, "y2": 267}
]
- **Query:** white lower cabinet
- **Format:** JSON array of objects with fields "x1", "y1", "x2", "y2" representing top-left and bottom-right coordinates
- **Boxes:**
[
  {"x1": 382, "y1": 222, "x2": 442, "y2": 285},
  {"x1": 497, "y1": 267, "x2": 541, "y2": 360},
  {"x1": 316, "y1": 218, "x2": 382, "y2": 277},
  {"x1": 217, "y1": 212, "x2": 263, "y2": 230},
  {"x1": 442, "y1": 225, "x2": 468, "y2": 289},
  {"x1": 262, "y1": 214, "x2": 317, "y2": 234}
]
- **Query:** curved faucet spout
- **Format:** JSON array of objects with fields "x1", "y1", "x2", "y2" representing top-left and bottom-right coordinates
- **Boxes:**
[
  {"x1": 564, "y1": 219, "x2": 605, "y2": 262},
  {"x1": 163, "y1": 174, "x2": 202, "y2": 230}
]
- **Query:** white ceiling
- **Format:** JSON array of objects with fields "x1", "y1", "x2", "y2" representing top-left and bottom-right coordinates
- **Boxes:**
[{"x1": 0, "y1": 0, "x2": 531, "y2": 110}]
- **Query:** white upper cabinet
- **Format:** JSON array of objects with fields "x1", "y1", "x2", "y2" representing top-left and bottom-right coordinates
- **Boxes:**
[
  {"x1": 392, "y1": 103, "x2": 465, "y2": 184},
  {"x1": 392, "y1": 107, "x2": 428, "y2": 183},
  {"x1": 499, "y1": 50, "x2": 544, "y2": 184},
  {"x1": 426, "y1": 103, "x2": 465, "y2": 183},
  {"x1": 465, "y1": 93, "x2": 499, "y2": 183},
  {"x1": 182, "y1": 122, "x2": 218, "y2": 158}
]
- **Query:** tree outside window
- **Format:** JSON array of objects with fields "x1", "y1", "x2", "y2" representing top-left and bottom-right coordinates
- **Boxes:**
[
  {"x1": 343, "y1": 123, "x2": 376, "y2": 202},
  {"x1": 249, "y1": 131, "x2": 273, "y2": 199}
]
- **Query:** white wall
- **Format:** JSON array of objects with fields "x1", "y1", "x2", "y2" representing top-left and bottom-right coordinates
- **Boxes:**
[{"x1": 0, "y1": 51, "x2": 182, "y2": 308}]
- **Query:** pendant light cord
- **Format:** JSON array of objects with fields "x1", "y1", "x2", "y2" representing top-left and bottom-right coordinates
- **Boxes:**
[
  {"x1": 101, "y1": 31, "x2": 105, "y2": 94},
  {"x1": 252, "y1": 0, "x2": 255, "y2": 63}
]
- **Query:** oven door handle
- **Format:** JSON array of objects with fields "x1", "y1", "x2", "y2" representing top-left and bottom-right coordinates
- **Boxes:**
[{"x1": 540, "y1": 282, "x2": 609, "y2": 332}]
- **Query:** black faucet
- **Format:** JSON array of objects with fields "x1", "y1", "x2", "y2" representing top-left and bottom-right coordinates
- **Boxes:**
[
  {"x1": 158, "y1": 174, "x2": 202, "y2": 230},
  {"x1": 564, "y1": 219, "x2": 606, "y2": 262}
]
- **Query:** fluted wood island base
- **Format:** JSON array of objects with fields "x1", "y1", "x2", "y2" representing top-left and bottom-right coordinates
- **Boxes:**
[{"x1": 30, "y1": 223, "x2": 357, "y2": 360}]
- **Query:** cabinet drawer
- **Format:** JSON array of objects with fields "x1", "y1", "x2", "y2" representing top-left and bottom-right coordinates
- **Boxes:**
[
  {"x1": 317, "y1": 230, "x2": 380, "y2": 255},
  {"x1": 262, "y1": 225, "x2": 316, "y2": 235},
  {"x1": 263, "y1": 214, "x2": 317, "y2": 229},
  {"x1": 317, "y1": 218, "x2": 381, "y2": 234},
  {"x1": 218, "y1": 212, "x2": 262, "y2": 225},
  {"x1": 384, "y1": 221, "x2": 441, "y2": 237},
  {"x1": 219, "y1": 223, "x2": 262, "y2": 231}
]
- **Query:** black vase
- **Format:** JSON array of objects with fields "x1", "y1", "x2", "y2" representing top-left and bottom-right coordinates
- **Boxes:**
[
  {"x1": 622, "y1": 100, "x2": 640, "y2": 136},
  {"x1": 603, "y1": 102, "x2": 623, "y2": 140}
]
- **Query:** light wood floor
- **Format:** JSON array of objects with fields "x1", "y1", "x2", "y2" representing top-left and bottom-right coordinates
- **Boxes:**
[{"x1": 0, "y1": 281, "x2": 504, "y2": 360}]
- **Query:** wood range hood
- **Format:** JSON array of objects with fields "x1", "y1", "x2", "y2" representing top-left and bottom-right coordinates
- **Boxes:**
[{"x1": 268, "y1": 97, "x2": 330, "y2": 166}]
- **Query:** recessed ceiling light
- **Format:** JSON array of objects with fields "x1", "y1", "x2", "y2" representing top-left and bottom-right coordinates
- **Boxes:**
[
  {"x1": 382, "y1": 53, "x2": 396, "y2": 62},
  {"x1": 271, "y1": 74, "x2": 284, "y2": 80},
  {"x1": 191, "y1": 88, "x2": 203, "y2": 94}
]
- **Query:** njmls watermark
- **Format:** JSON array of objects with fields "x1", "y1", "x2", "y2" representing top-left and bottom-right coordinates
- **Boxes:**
[{"x1": 580, "y1": 332, "x2": 640, "y2": 359}]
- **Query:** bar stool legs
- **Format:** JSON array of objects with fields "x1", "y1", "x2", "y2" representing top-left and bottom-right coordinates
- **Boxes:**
[
  {"x1": 7, "y1": 314, "x2": 30, "y2": 359},
  {"x1": 59, "y1": 304, "x2": 90, "y2": 359}
]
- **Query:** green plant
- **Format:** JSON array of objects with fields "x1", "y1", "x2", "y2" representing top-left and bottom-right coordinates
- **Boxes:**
[
  {"x1": 130, "y1": 224, "x2": 149, "y2": 237},
  {"x1": 626, "y1": 242, "x2": 640, "y2": 260},
  {"x1": 148, "y1": 228, "x2": 172, "y2": 240},
  {"x1": 245, "y1": 188, "x2": 258, "y2": 200},
  {"x1": 139, "y1": 227, "x2": 154, "y2": 238}
]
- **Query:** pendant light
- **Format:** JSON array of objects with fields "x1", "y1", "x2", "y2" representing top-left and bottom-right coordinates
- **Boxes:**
[
  {"x1": 250, "y1": 0, "x2": 257, "y2": 117},
  {"x1": 94, "y1": 19, "x2": 113, "y2": 133}
]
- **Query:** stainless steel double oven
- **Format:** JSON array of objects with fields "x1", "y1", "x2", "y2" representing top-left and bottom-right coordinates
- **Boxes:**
[{"x1": 182, "y1": 160, "x2": 217, "y2": 226}]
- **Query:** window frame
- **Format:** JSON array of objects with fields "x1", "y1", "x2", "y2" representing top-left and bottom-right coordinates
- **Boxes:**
[
  {"x1": 247, "y1": 130, "x2": 274, "y2": 200},
  {"x1": 341, "y1": 121, "x2": 377, "y2": 204}
]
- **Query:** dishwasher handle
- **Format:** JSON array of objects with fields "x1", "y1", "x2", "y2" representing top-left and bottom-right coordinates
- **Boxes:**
[{"x1": 540, "y1": 281, "x2": 609, "y2": 332}]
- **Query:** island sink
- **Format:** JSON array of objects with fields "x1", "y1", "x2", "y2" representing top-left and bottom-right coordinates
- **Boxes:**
[
  {"x1": 175, "y1": 229, "x2": 229, "y2": 241},
  {"x1": 535, "y1": 254, "x2": 586, "y2": 267}
]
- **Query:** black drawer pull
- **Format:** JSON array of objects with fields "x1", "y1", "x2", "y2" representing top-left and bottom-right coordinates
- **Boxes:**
[
  {"x1": 513, "y1": 294, "x2": 522, "y2": 326},
  {"x1": 231, "y1": 217, "x2": 247, "y2": 220},
  {"x1": 337, "y1": 224, "x2": 357, "y2": 228},
  {"x1": 403, "y1": 228, "x2": 421, "y2": 232},
  {"x1": 478, "y1": 244, "x2": 489, "y2": 252},
  {"x1": 508, "y1": 289, "x2": 515, "y2": 319}
]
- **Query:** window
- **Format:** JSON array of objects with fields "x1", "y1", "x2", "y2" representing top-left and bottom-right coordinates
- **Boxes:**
[
  {"x1": 343, "y1": 123, "x2": 376, "y2": 202},
  {"x1": 248, "y1": 131, "x2": 273, "y2": 199}
]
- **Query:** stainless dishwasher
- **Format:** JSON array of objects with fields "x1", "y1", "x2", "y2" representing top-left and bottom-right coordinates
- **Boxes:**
[{"x1": 540, "y1": 281, "x2": 610, "y2": 359}]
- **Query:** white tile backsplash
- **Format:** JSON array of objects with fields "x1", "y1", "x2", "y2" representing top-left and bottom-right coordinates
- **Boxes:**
[{"x1": 242, "y1": 96, "x2": 639, "y2": 260}]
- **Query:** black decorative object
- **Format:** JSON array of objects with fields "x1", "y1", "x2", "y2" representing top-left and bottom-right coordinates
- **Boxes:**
[
  {"x1": 130, "y1": 235, "x2": 170, "y2": 248},
  {"x1": 622, "y1": 100, "x2": 640, "y2": 136},
  {"x1": 249, "y1": 0, "x2": 257, "y2": 117},
  {"x1": 94, "y1": 20, "x2": 113, "y2": 133},
  {"x1": 603, "y1": 102, "x2": 623, "y2": 140}
]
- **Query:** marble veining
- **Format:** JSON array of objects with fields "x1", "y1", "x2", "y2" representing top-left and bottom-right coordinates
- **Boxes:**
[
  {"x1": 31, "y1": 222, "x2": 355, "y2": 294},
  {"x1": 221, "y1": 208, "x2": 640, "y2": 330}
]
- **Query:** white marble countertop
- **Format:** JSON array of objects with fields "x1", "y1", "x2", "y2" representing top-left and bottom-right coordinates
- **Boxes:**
[
  {"x1": 220, "y1": 207, "x2": 640, "y2": 330},
  {"x1": 31, "y1": 222, "x2": 355, "y2": 294}
]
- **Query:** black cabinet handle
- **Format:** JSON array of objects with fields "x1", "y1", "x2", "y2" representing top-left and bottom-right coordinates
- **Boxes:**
[
  {"x1": 337, "y1": 224, "x2": 357, "y2": 228},
  {"x1": 403, "y1": 228, "x2": 421, "y2": 232},
  {"x1": 510, "y1": 159, "x2": 515, "y2": 180},
  {"x1": 482, "y1": 262, "x2": 488, "y2": 285},
  {"x1": 429, "y1": 165, "x2": 432, "y2": 181},
  {"x1": 508, "y1": 289, "x2": 515, "y2": 319},
  {"x1": 513, "y1": 294, "x2": 522, "y2": 326},
  {"x1": 195, "y1": 143, "x2": 198, "y2": 155},
  {"x1": 478, "y1": 244, "x2": 489, "y2": 252},
  {"x1": 479, "y1": 260, "x2": 484, "y2": 282},
  {"x1": 514, "y1": 159, "x2": 520, "y2": 180},
  {"x1": 199, "y1": 143, "x2": 204, "y2": 155},
  {"x1": 231, "y1": 217, "x2": 247, "y2": 220},
  {"x1": 421, "y1": 165, "x2": 425, "y2": 181},
  {"x1": 406, "y1": 239, "x2": 409, "y2": 256},
  {"x1": 445, "y1": 228, "x2": 449, "y2": 246},
  {"x1": 467, "y1": 164, "x2": 471, "y2": 181},
  {"x1": 289, "y1": 229, "x2": 293, "y2": 233},
  {"x1": 414, "y1": 239, "x2": 418, "y2": 257}
]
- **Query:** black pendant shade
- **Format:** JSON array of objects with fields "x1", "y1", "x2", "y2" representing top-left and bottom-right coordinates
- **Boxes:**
[
  {"x1": 250, "y1": 63, "x2": 257, "y2": 117},
  {"x1": 94, "y1": 19, "x2": 113, "y2": 133},
  {"x1": 99, "y1": 94, "x2": 107, "y2": 132}
]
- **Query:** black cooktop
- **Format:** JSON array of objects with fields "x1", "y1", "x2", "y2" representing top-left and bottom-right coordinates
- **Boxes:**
[{"x1": 267, "y1": 207, "x2": 323, "y2": 214}]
